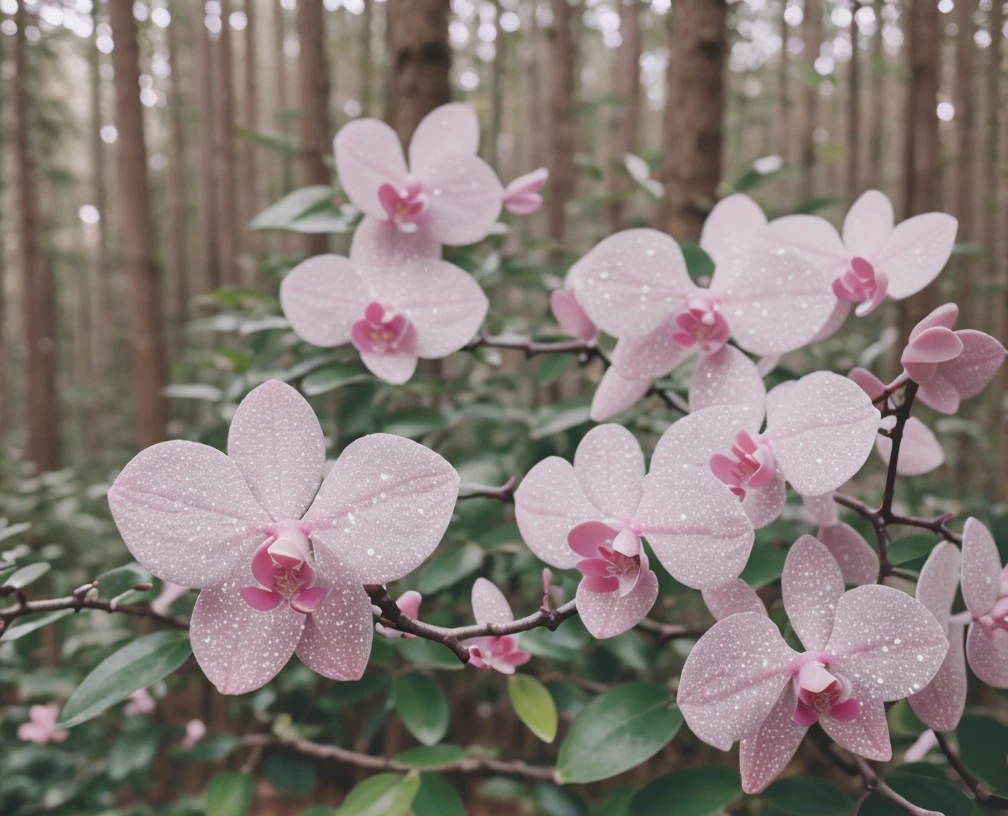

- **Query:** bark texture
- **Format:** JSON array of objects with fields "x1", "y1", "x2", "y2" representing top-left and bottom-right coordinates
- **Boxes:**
[
  {"x1": 215, "y1": 0, "x2": 241, "y2": 285},
  {"x1": 90, "y1": 27, "x2": 111, "y2": 380},
  {"x1": 607, "y1": 0, "x2": 642, "y2": 232},
  {"x1": 798, "y1": 0, "x2": 822, "y2": 201},
  {"x1": 546, "y1": 0, "x2": 576, "y2": 243},
  {"x1": 243, "y1": 0, "x2": 260, "y2": 264},
  {"x1": 109, "y1": 0, "x2": 168, "y2": 449},
  {"x1": 167, "y1": 9, "x2": 189, "y2": 345},
  {"x1": 867, "y1": 0, "x2": 884, "y2": 185},
  {"x1": 954, "y1": 0, "x2": 976, "y2": 309},
  {"x1": 297, "y1": 0, "x2": 332, "y2": 257},
  {"x1": 194, "y1": 7, "x2": 219, "y2": 291},
  {"x1": 846, "y1": 0, "x2": 861, "y2": 197}
]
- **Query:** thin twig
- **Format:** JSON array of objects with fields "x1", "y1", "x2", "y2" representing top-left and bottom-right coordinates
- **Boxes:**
[
  {"x1": 934, "y1": 731, "x2": 1008, "y2": 808},
  {"x1": 465, "y1": 333, "x2": 599, "y2": 360},
  {"x1": 848, "y1": 752, "x2": 943, "y2": 816},
  {"x1": 0, "y1": 593, "x2": 190, "y2": 636},
  {"x1": 458, "y1": 476, "x2": 516, "y2": 502}
]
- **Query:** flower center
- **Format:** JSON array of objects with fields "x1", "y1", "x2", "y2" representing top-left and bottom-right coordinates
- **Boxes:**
[
  {"x1": 710, "y1": 430, "x2": 777, "y2": 499},
  {"x1": 833, "y1": 256, "x2": 888, "y2": 310},
  {"x1": 378, "y1": 175, "x2": 430, "y2": 233},
  {"x1": 670, "y1": 295, "x2": 731, "y2": 354},
  {"x1": 979, "y1": 595, "x2": 1008, "y2": 632},
  {"x1": 351, "y1": 301, "x2": 416, "y2": 356},
  {"x1": 790, "y1": 656, "x2": 861, "y2": 725},
  {"x1": 240, "y1": 521, "x2": 326, "y2": 615},
  {"x1": 568, "y1": 519, "x2": 645, "y2": 597}
]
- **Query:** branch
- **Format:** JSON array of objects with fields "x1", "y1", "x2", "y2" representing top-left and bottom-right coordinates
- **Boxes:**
[
  {"x1": 242, "y1": 733, "x2": 557, "y2": 781},
  {"x1": 848, "y1": 753, "x2": 943, "y2": 816},
  {"x1": 458, "y1": 476, "x2": 516, "y2": 502},
  {"x1": 879, "y1": 380, "x2": 919, "y2": 526},
  {"x1": 465, "y1": 333, "x2": 599, "y2": 360},
  {"x1": 934, "y1": 732, "x2": 1008, "y2": 809},
  {"x1": 635, "y1": 617, "x2": 710, "y2": 641}
]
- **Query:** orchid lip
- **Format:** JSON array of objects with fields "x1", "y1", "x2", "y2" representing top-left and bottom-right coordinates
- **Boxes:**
[{"x1": 242, "y1": 521, "x2": 322, "y2": 614}]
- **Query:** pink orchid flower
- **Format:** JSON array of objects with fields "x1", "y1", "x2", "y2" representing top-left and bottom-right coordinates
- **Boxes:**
[
  {"x1": 899, "y1": 303, "x2": 1006, "y2": 414},
  {"x1": 550, "y1": 254, "x2": 599, "y2": 343},
  {"x1": 678, "y1": 535, "x2": 947, "y2": 794},
  {"x1": 375, "y1": 590, "x2": 423, "y2": 640},
  {"x1": 760, "y1": 190, "x2": 958, "y2": 330},
  {"x1": 464, "y1": 578, "x2": 531, "y2": 674},
  {"x1": 124, "y1": 688, "x2": 156, "y2": 716},
  {"x1": 801, "y1": 493, "x2": 880, "y2": 587},
  {"x1": 107, "y1": 380, "x2": 459, "y2": 695},
  {"x1": 335, "y1": 103, "x2": 509, "y2": 245},
  {"x1": 502, "y1": 167, "x2": 549, "y2": 216},
  {"x1": 567, "y1": 196, "x2": 837, "y2": 421},
  {"x1": 150, "y1": 581, "x2": 190, "y2": 617},
  {"x1": 848, "y1": 367, "x2": 945, "y2": 476},
  {"x1": 280, "y1": 218, "x2": 489, "y2": 384},
  {"x1": 702, "y1": 578, "x2": 766, "y2": 621},
  {"x1": 182, "y1": 719, "x2": 207, "y2": 749},
  {"x1": 17, "y1": 703, "x2": 69, "y2": 744},
  {"x1": 516, "y1": 424, "x2": 754, "y2": 637}
]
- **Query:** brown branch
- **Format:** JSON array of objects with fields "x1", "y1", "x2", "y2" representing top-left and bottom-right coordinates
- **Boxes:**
[
  {"x1": 848, "y1": 753, "x2": 943, "y2": 816},
  {"x1": 465, "y1": 333, "x2": 599, "y2": 360},
  {"x1": 635, "y1": 617, "x2": 710, "y2": 642},
  {"x1": 242, "y1": 733, "x2": 557, "y2": 781},
  {"x1": 0, "y1": 590, "x2": 190, "y2": 637},
  {"x1": 934, "y1": 731, "x2": 1008, "y2": 808},
  {"x1": 458, "y1": 476, "x2": 516, "y2": 502}
]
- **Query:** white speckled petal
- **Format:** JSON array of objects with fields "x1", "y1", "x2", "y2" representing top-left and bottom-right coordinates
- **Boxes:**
[
  {"x1": 359, "y1": 350, "x2": 419, "y2": 385},
  {"x1": 876, "y1": 213, "x2": 958, "y2": 300},
  {"x1": 610, "y1": 318, "x2": 691, "y2": 380},
  {"x1": 842, "y1": 190, "x2": 894, "y2": 258},
  {"x1": 961, "y1": 517, "x2": 1002, "y2": 617},
  {"x1": 349, "y1": 215, "x2": 442, "y2": 278},
  {"x1": 678, "y1": 612, "x2": 798, "y2": 750},
  {"x1": 636, "y1": 469, "x2": 754, "y2": 590},
  {"x1": 590, "y1": 367, "x2": 653, "y2": 422},
  {"x1": 408, "y1": 102, "x2": 480, "y2": 169},
  {"x1": 742, "y1": 470, "x2": 787, "y2": 530},
  {"x1": 966, "y1": 623, "x2": 1008, "y2": 688},
  {"x1": 514, "y1": 457, "x2": 603, "y2": 569},
  {"x1": 420, "y1": 154, "x2": 503, "y2": 246},
  {"x1": 827, "y1": 585, "x2": 948, "y2": 702},
  {"x1": 568, "y1": 229, "x2": 694, "y2": 338},
  {"x1": 576, "y1": 569, "x2": 658, "y2": 638},
  {"x1": 766, "y1": 372, "x2": 880, "y2": 496},
  {"x1": 819, "y1": 696, "x2": 891, "y2": 760},
  {"x1": 915, "y1": 541, "x2": 961, "y2": 625},
  {"x1": 334, "y1": 118, "x2": 408, "y2": 220},
  {"x1": 190, "y1": 564, "x2": 305, "y2": 694},
  {"x1": 303, "y1": 434, "x2": 460, "y2": 584},
  {"x1": 816, "y1": 523, "x2": 879, "y2": 587},
  {"x1": 876, "y1": 417, "x2": 944, "y2": 476},
  {"x1": 757, "y1": 215, "x2": 848, "y2": 270},
  {"x1": 689, "y1": 346, "x2": 767, "y2": 425},
  {"x1": 803, "y1": 493, "x2": 838, "y2": 526},
  {"x1": 650, "y1": 405, "x2": 756, "y2": 472},
  {"x1": 699, "y1": 193, "x2": 768, "y2": 269},
  {"x1": 472, "y1": 577, "x2": 515, "y2": 626},
  {"x1": 702, "y1": 578, "x2": 766, "y2": 621},
  {"x1": 108, "y1": 441, "x2": 272, "y2": 588},
  {"x1": 573, "y1": 424, "x2": 646, "y2": 518},
  {"x1": 280, "y1": 254, "x2": 370, "y2": 347},
  {"x1": 295, "y1": 544, "x2": 373, "y2": 681},
  {"x1": 739, "y1": 683, "x2": 807, "y2": 794},
  {"x1": 916, "y1": 373, "x2": 961, "y2": 415},
  {"x1": 227, "y1": 380, "x2": 326, "y2": 522},
  {"x1": 909, "y1": 622, "x2": 966, "y2": 731},
  {"x1": 940, "y1": 330, "x2": 1006, "y2": 401},
  {"x1": 710, "y1": 246, "x2": 838, "y2": 355},
  {"x1": 782, "y1": 535, "x2": 845, "y2": 652}
]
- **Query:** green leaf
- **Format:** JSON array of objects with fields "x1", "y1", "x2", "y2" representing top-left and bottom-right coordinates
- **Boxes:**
[
  {"x1": 3, "y1": 562, "x2": 50, "y2": 589},
  {"x1": 508, "y1": 674, "x2": 559, "y2": 743},
  {"x1": 264, "y1": 749, "x2": 316, "y2": 796},
  {"x1": 741, "y1": 545, "x2": 788, "y2": 589},
  {"x1": 887, "y1": 535, "x2": 935, "y2": 566},
  {"x1": 108, "y1": 727, "x2": 161, "y2": 782},
  {"x1": 169, "y1": 733, "x2": 243, "y2": 762},
  {"x1": 205, "y1": 772, "x2": 255, "y2": 816},
  {"x1": 556, "y1": 683, "x2": 683, "y2": 783},
  {"x1": 629, "y1": 766, "x2": 742, "y2": 816},
  {"x1": 381, "y1": 408, "x2": 450, "y2": 439},
  {"x1": 250, "y1": 185, "x2": 334, "y2": 231},
  {"x1": 396, "y1": 638, "x2": 464, "y2": 670},
  {"x1": 337, "y1": 773, "x2": 421, "y2": 816},
  {"x1": 860, "y1": 764, "x2": 973, "y2": 816},
  {"x1": 623, "y1": 152, "x2": 663, "y2": 199},
  {"x1": 2, "y1": 609, "x2": 73, "y2": 641},
  {"x1": 530, "y1": 397, "x2": 593, "y2": 439},
  {"x1": 677, "y1": 240, "x2": 715, "y2": 283},
  {"x1": 0, "y1": 522, "x2": 31, "y2": 543},
  {"x1": 57, "y1": 631, "x2": 192, "y2": 728},
  {"x1": 394, "y1": 744, "x2": 467, "y2": 768},
  {"x1": 416, "y1": 543, "x2": 485, "y2": 595},
  {"x1": 762, "y1": 776, "x2": 853, "y2": 816},
  {"x1": 412, "y1": 775, "x2": 467, "y2": 816},
  {"x1": 793, "y1": 196, "x2": 840, "y2": 215},
  {"x1": 394, "y1": 674, "x2": 450, "y2": 746},
  {"x1": 538, "y1": 354, "x2": 574, "y2": 384},
  {"x1": 957, "y1": 715, "x2": 1008, "y2": 794},
  {"x1": 301, "y1": 363, "x2": 370, "y2": 395}
]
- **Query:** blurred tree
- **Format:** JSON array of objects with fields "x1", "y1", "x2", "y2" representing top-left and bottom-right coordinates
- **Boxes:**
[
  {"x1": 89, "y1": 25, "x2": 111, "y2": 381},
  {"x1": 167, "y1": 5, "x2": 190, "y2": 348},
  {"x1": 215, "y1": 0, "x2": 240, "y2": 285},
  {"x1": 242, "y1": 0, "x2": 261, "y2": 266},
  {"x1": 955, "y1": 0, "x2": 976, "y2": 304},
  {"x1": 547, "y1": 0, "x2": 576, "y2": 244},
  {"x1": 273, "y1": 0, "x2": 293, "y2": 209},
  {"x1": 846, "y1": 0, "x2": 861, "y2": 197},
  {"x1": 360, "y1": 0, "x2": 374, "y2": 116},
  {"x1": 867, "y1": 0, "x2": 884, "y2": 187},
  {"x1": 194, "y1": 6, "x2": 220, "y2": 292},
  {"x1": 607, "y1": 0, "x2": 641, "y2": 232},
  {"x1": 799, "y1": 0, "x2": 821, "y2": 201},
  {"x1": 297, "y1": 0, "x2": 331, "y2": 257},
  {"x1": 109, "y1": 0, "x2": 167, "y2": 448},
  {"x1": 489, "y1": 0, "x2": 506, "y2": 170},
  {"x1": 387, "y1": 0, "x2": 451, "y2": 145}
]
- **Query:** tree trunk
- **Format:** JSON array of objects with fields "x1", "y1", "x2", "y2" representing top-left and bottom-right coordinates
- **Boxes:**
[
  {"x1": 194, "y1": 8, "x2": 219, "y2": 292},
  {"x1": 846, "y1": 1, "x2": 861, "y2": 197},
  {"x1": 90, "y1": 29, "x2": 111, "y2": 382},
  {"x1": 15, "y1": 1, "x2": 60, "y2": 472},
  {"x1": 386, "y1": 0, "x2": 451, "y2": 146},
  {"x1": 297, "y1": 0, "x2": 332, "y2": 257},
  {"x1": 488, "y1": 0, "x2": 506, "y2": 171},
  {"x1": 167, "y1": 9, "x2": 189, "y2": 349},
  {"x1": 215, "y1": 0, "x2": 240, "y2": 285},
  {"x1": 775, "y1": 0, "x2": 790, "y2": 192},
  {"x1": 242, "y1": 0, "x2": 260, "y2": 271},
  {"x1": 983, "y1": 0, "x2": 1001, "y2": 331},
  {"x1": 867, "y1": 0, "x2": 884, "y2": 186},
  {"x1": 954, "y1": 0, "x2": 976, "y2": 311},
  {"x1": 657, "y1": 0, "x2": 726, "y2": 241},
  {"x1": 109, "y1": 0, "x2": 168, "y2": 449},
  {"x1": 546, "y1": 0, "x2": 576, "y2": 244},
  {"x1": 607, "y1": 0, "x2": 642, "y2": 232},
  {"x1": 798, "y1": 0, "x2": 821, "y2": 201},
  {"x1": 360, "y1": 0, "x2": 374, "y2": 115}
]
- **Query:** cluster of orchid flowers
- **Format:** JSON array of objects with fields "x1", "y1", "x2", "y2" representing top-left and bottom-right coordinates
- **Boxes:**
[{"x1": 84, "y1": 103, "x2": 1008, "y2": 793}]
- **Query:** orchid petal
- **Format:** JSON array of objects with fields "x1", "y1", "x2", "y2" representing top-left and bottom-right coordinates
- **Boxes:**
[
  {"x1": 610, "y1": 317, "x2": 691, "y2": 380},
  {"x1": 909, "y1": 622, "x2": 967, "y2": 731},
  {"x1": 397, "y1": 590, "x2": 423, "y2": 620},
  {"x1": 875, "y1": 213, "x2": 958, "y2": 299},
  {"x1": 810, "y1": 299, "x2": 854, "y2": 343},
  {"x1": 699, "y1": 194, "x2": 767, "y2": 269},
  {"x1": 590, "y1": 367, "x2": 653, "y2": 422},
  {"x1": 573, "y1": 424, "x2": 646, "y2": 518},
  {"x1": 961, "y1": 517, "x2": 1002, "y2": 617},
  {"x1": 847, "y1": 367, "x2": 888, "y2": 403},
  {"x1": 239, "y1": 587, "x2": 284, "y2": 611},
  {"x1": 419, "y1": 154, "x2": 503, "y2": 246},
  {"x1": 108, "y1": 441, "x2": 272, "y2": 588},
  {"x1": 304, "y1": 434, "x2": 459, "y2": 584},
  {"x1": 819, "y1": 697, "x2": 891, "y2": 760},
  {"x1": 782, "y1": 535, "x2": 845, "y2": 651},
  {"x1": 280, "y1": 254, "x2": 370, "y2": 347},
  {"x1": 227, "y1": 381, "x2": 326, "y2": 521},
  {"x1": 909, "y1": 303, "x2": 959, "y2": 341},
  {"x1": 816, "y1": 523, "x2": 879, "y2": 587},
  {"x1": 576, "y1": 568, "x2": 658, "y2": 638},
  {"x1": 678, "y1": 612, "x2": 798, "y2": 750},
  {"x1": 472, "y1": 577, "x2": 515, "y2": 626},
  {"x1": 359, "y1": 350, "x2": 419, "y2": 385},
  {"x1": 739, "y1": 683, "x2": 807, "y2": 794},
  {"x1": 515, "y1": 457, "x2": 604, "y2": 568},
  {"x1": 966, "y1": 623, "x2": 1008, "y2": 688},
  {"x1": 804, "y1": 493, "x2": 838, "y2": 526},
  {"x1": 190, "y1": 566, "x2": 305, "y2": 694},
  {"x1": 408, "y1": 102, "x2": 480, "y2": 169},
  {"x1": 568, "y1": 229, "x2": 694, "y2": 338},
  {"x1": 757, "y1": 215, "x2": 848, "y2": 271},
  {"x1": 650, "y1": 404, "x2": 759, "y2": 473},
  {"x1": 827, "y1": 585, "x2": 948, "y2": 701},
  {"x1": 334, "y1": 118, "x2": 409, "y2": 220},
  {"x1": 875, "y1": 417, "x2": 944, "y2": 476},
  {"x1": 940, "y1": 330, "x2": 1006, "y2": 401},
  {"x1": 742, "y1": 469, "x2": 787, "y2": 529},
  {"x1": 916, "y1": 374, "x2": 961, "y2": 414},
  {"x1": 569, "y1": 521, "x2": 620, "y2": 559},
  {"x1": 689, "y1": 345, "x2": 766, "y2": 425},
  {"x1": 550, "y1": 289, "x2": 598, "y2": 341},
  {"x1": 915, "y1": 541, "x2": 961, "y2": 626},
  {"x1": 842, "y1": 190, "x2": 895, "y2": 258},
  {"x1": 902, "y1": 327, "x2": 964, "y2": 366},
  {"x1": 702, "y1": 578, "x2": 766, "y2": 621},
  {"x1": 766, "y1": 372, "x2": 880, "y2": 496},
  {"x1": 349, "y1": 215, "x2": 441, "y2": 278}
]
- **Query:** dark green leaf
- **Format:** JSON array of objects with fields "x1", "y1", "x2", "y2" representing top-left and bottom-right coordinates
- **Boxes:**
[
  {"x1": 169, "y1": 733, "x2": 243, "y2": 762},
  {"x1": 394, "y1": 744, "x2": 467, "y2": 768},
  {"x1": 205, "y1": 772, "x2": 255, "y2": 816},
  {"x1": 508, "y1": 674, "x2": 559, "y2": 743},
  {"x1": 412, "y1": 775, "x2": 467, "y2": 816},
  {"x1": 337, "y1": 773, "x2": 420, "y2": 816},
  {"x1": 301, "y1": 363, "x2": 370, "y2": 395},
  {"x1": 394, "y1": 674, "x2": 450, "y2": 746},
  {"x1": 3, "y1": 562, "x2": 50, "y2": 589},
  {"x1": 416, "y1": 543, "x2": 485, "y2": 595},
  {"x1": 762, "y1": 776, "x2": 853, "y2": 816},
  {"x1": 396, "y1": 638, "x2": 464, "y2": 670},
  {"x1": 958, "y1": 715, "x2": 1008, "y2": 794},
  {"x1": 108, "y1": 727, "x2": 161, "y2": 782},
  {"x1": 629, "y1": 766, "x2": 742, "y2": 816},
  {"x1": 539, "y1": 354, "x2": 575, "y2": 384},
  {"x1": 677, "y1": 240, "x2": 715, "y2": 282},
  {"x1": 2, "y1": 609, "x2": 73, "y2": 641},
  {"x1": 264, "y1": 749, "x2": 316, "y2": 796},
  {"x1": 530, "y1": 397, "x2": 593, "y2": 439},
  {"x1": 887, "y1": 536, "x2": 937, "y2": 566},
  {"x1": 741, "y1": 545, "x2": 788, "y2": 589},
  {"x1": 382, "y1": 408, "x2": 450, "y2": 439}
]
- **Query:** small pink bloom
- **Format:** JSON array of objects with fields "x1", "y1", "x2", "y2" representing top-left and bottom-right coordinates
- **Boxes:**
[
  {"x1": 376, "y1": 590, "x2": 423, "y2": 640},
  {"x1": 124, "y1": 688, "x2": 156, "y2": 717},
  {"x1": 831, "y1": 256, "x2": 888, "y2": 317},
  {"x1": 17, "y1": 704, "x2": 68, "y2": 745},
  {"x1": 961, "y1": 519, "x2": 1008, "y2": 688},
  {"x1": 670, "y1": 294, "x2": 732, "y2": 354},
  {"x1": 550, "y1": 288, "x2": 598, "y2": 342},
  {"x1": 376, "y1": 175, "x2": 430, "y2": 232},
  {"x1": 569, "y1": 519, "x2": 648, "y2": 596},
  {"x1": 182, "y1": 719, "x2": 206, "y2": 749},
  {"x1": 709, "y1": 430, "x2": 777, "y2": 498},
  {"x1": 108, "y1": 380, "x2": 460, "y2": 694},
  {"x1": 350, "y1": 302, "x2": 417, "y2": 356},
  {"x1": 904, "y1": 729, "x2": 939, "y2": 762},
  {"x1": 150, "y1": 581, "x2": 190, "y2": 617},
  {"x1": 464, "y1": 579, "x2": 531, "y2": 675},
  {"x1": 502, "y1": 167, "x2": 548, "y2": 215},
  {"x1": 540, "y1": 568, "x2": 563, "y2": 610}
]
